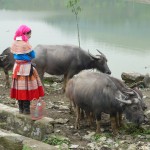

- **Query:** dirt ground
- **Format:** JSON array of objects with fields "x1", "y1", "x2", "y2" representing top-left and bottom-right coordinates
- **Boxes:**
[{"x1": 0, "y1": 70, "x2": 150, "y2": 149}]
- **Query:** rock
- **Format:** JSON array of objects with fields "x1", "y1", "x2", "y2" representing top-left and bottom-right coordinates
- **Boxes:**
[
  {"x1": 0, "y1": 133, "x2": 23, "y2": 150},
  {"x1": 83, "y1": 132, "x2": 95, "y2": 140},
  {"x1": 121, "y1": 72, "x2": 145, "y2": 87},
  {"x1": 127, "y1": 144, "x2": 137, "y2": 150},
  {"x1": 54, "y1": 118, "x2": 69, "y2": 124},
  {"x1": 121, "y1": 72, "x2": 145, "y2": 83},
  {"x1": 60, "y1": 143, "x2": 69, "y2": 150},
  {"x1": 59, "y1": 105, "x2": 69, "y2": 110},
  {"x1": 121, "y1": 72, "x2": 150, "y2": 88},
  {"x1": 0, "y1": 145, "x2": 4, "y2": 150},
  {"x1": 44, "y1": 73, "x2": 63, "y2": 83},
  {"x1": 143, "y1": 73, "x2": 150, "y2": 88},
  {"x1": 69, "y1": 144, "x2": 79, "y2": 149},
  {"x1": 87, "y1": 142, "x2": 96, "y2": 150}
]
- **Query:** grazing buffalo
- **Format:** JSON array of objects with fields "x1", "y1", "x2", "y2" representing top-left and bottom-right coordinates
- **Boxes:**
[
  {"x1": 0, "y1": 47, "x2": 14, "y2": 88},
  {"x1": 65, "y1": 70, "x2": 146, "y2": 134},
  {"x1": 109, "y1": 76, "x2": 147, "y2": 128},
  {"x1": 33, "y1": 45, "x2": 111, "y2": 90}
]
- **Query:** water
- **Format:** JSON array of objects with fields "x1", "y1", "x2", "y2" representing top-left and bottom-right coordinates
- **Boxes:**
[{"x1": 0, "y1": 0, "x2": 150, "y2": 79}]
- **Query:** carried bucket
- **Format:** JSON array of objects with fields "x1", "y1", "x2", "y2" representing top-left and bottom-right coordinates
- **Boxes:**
[{"x1": 30, "y1": 98, "x2": 46, "y2": 120}]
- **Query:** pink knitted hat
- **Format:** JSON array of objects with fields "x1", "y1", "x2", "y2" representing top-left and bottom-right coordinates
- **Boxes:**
[{"x1": 14, "y1": 25, "x2": 31, "y2": 42}]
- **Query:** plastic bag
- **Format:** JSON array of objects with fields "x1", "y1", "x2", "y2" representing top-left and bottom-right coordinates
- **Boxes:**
[{"x1": 30, "y1": 98, "x2": 46, "y2": 120}]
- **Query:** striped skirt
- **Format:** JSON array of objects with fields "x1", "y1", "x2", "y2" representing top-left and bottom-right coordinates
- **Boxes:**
[{"x1": 10, "y1": 68, "x2": 45, "y2": 101}]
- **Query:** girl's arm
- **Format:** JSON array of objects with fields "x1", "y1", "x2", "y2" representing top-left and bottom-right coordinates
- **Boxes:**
[{"x1": 28, "y1": 50, "x2": 36, "y2": 59}]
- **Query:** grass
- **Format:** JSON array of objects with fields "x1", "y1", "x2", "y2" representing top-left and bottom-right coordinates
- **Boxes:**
[
  {"x1": 123, "y1": 123, "x2": 150, "y2": 138},
  {"x1": 43, "y1": 135, "x2": 70, "y2": 146},
  {"x1": 22, "y1": 145, "x2": 32, "y2": 150},
  {"x1": 91, "y1": 132, "x2": 112, "y2": 141}
]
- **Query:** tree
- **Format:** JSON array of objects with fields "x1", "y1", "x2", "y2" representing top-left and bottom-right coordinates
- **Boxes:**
[{"x1": 67, "y1": 0, "x2": 81, "y2": 48}]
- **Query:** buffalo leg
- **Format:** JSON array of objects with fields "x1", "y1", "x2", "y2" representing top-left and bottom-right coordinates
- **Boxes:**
[
  {"x1": 69, "y1": 98, "x2": 76, "y2": 114},
  {"x1": 63, "y1": 74, "x2": 67, "y2": 92},
  {"x1": 69, "y1": 99, "x2": 73, "y2": 113},
  {"x1": 118, "y1": 112, "x2": 124, "y2": 127},
  {"x1": 80, "y1": 109, "x2": 84, "y2": 120},
  {"x1": 96, "y1": 114, "x2": 101, "y2": 133},
  {"x1": 85, "y1": 111, "x2": 94, "y2": 127},
  {"x1": 115, "y1": 112, "x2": 123, "y2": 128},
  {"x1": 75, "y1": 106, "x2": 81, "y2": 129},
  {"x1": 115, "y1": 113, "x2": 119, "y2": 128},
  {"x1": 110, "y1": 115, "x2": 118, "y2": 135},
  {"x1": 4, "y1": 69, "x2": 10, "y2": 88}
]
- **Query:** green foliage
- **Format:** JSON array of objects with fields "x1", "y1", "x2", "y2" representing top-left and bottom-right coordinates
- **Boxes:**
[
  {"x1": 91, "y1": 134, "x2": 102, "y2": 141},
  {"x1": 124, "y1": 123, "x2": 150, "y2": 137},
  {"x1": 91, "y1": 133, "x2": 112, "y2": 141},
  {"x1": 22, "y1": 145, "x2": 32, "y2": 150},
  {"x1": 43, "y1": 135, "x2": 70, "y2": 146},
  {"x1": 66, "y1": 0, "x2": 81, "y2": 48},
  {"x1": 67, "y1": 0, "x2": 81, "y2": 15}
]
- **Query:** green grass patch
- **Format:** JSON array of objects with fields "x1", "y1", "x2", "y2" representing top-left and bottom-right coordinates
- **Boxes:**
[
  {"x1": 43, "y1": 135, "x2": 70, "y2": 146},
  {"x1": 123, "y1": 123, "x2": 150, "y2": 137},
  {"x1": 22, "y1": 145, "x2": 32, "y2": 150},
  {"x1": 91, "y1": 132, "x2": 112, "y2": 141}
]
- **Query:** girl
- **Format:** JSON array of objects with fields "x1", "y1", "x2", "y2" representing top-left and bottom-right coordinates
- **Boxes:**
[{"x1": 10, "y1": 25, "x2": 44, "y2": 114}]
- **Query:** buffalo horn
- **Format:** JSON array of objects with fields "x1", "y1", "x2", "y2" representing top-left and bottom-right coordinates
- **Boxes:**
[
  {"x1": 96, "y1": 49, "x2": 106, "y2": 58},
  {"x1": 116, "y1": 98, "x2": 132, "y2": 104},
  {"x1": 115, "y1": 92, "x2": 132, "y2": 104},
  {"x1": 123, "y1": 90, "x2": 134, "y2": 95},
  {"x1": 88, "y1": 49, "x2": 99, "y2": 60},
  {"x1": 132, "y1": 89, "x2": 141, "y2": 101}
]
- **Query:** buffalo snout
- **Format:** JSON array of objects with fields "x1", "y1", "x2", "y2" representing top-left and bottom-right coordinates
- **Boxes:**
[
  {"x1": 136, "y1": 115, "x2": 145, "y2": 125},
  {"x1": 106, "y1": 70, "x2": 111, "y2": 75}
]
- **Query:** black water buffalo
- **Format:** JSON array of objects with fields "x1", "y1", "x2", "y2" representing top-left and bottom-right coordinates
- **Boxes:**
[
  {"x1": 65, "y1": 70, "x2": 146, "y2": 134},
  {"x1": 33, "y1": 45, "x2": 111, "y2": 90},
  {"x1": 0, "y1": 47, "x2": 14, "y2": 88},
  {"x1": 0, "y1": 45, "x2": 111, "y2": 89}
]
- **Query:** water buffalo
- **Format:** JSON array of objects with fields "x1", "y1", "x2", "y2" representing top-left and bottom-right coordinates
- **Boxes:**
[
  {"x1": 33, "y1": 45, "x2": 111, "y2": 90},
  {"x1": 108, "y1": 76, "x2": 147, "y2": 127},
  {"x1": 0, "y1": 47, "x2": 14, "y2": 88},
  {"x1": 0, "y1": 45, "x2": 111, "y2": 89},
  {"x1": 65, "y1": 70, "x2": 146, "y2": 134}
]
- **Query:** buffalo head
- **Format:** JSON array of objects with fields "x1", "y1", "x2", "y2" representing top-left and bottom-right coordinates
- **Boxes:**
[
  {"x1": 0, "y1": 55, "x2": 8, "y2": 60},
  {"x1": 88, "y1": 49, "x2": 111, "y2": 75},
  {"x1": 115, "y1": 90, "x2": 146, "y2": 125}
]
